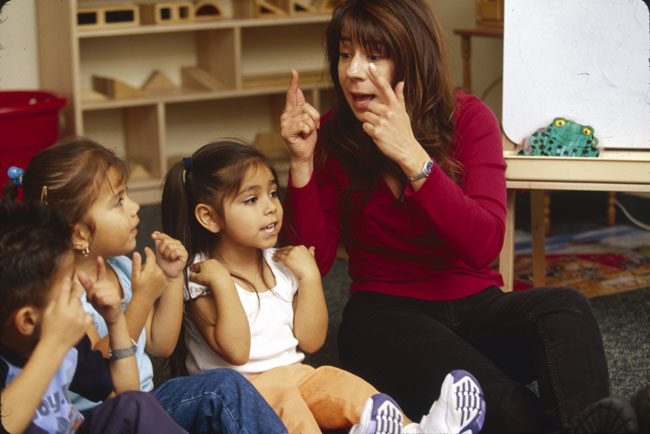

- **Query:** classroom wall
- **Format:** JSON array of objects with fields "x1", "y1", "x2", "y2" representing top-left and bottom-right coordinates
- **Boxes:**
[{"x1": 0, "y1": 0, "x2": 504, "y2": 120}]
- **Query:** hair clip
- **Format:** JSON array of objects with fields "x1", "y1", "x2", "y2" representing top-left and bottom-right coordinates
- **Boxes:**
[
  {"x1": 182, "y1": 157, "x2": 192, "y2": 184},
  {"x1": 7, "y1": 166, "x2": 24, "y2": 187},
  {"x1": 40, "y1": 185, "x2": 48, "y2": 204}
]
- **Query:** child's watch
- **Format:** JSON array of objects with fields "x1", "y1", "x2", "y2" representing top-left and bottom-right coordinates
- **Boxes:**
[
  {"x1": 408, "y1": 159, "x2": 434, "y2": 181},
  {"x1": 109, "y1": 339, "x2": 138, "y2": 360}
]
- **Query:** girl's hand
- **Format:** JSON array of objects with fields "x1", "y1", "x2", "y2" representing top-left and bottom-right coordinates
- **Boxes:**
[
  {"x1": 131, "y1": 247, "x2": 167, "y2": 303},
  {"x1": 188, "y1": 259, "x2": 232, "y2": 289},
  {"x1": 281, "y1": 69, "x2": 321, "y2": 164},
  {"x1": 152, "y1": 231, "x2": 188, "y2": 280},
  {"x1": 362, "y1": 64, "x2": 430, "y2": 175},
  {"x1": 273, "y1": 245, "x2": 320, "y2": 282},
  {"x1": 40, "y1": 277, "x2": 92, "y2": 349},
  {"x1": 78, "y1": 257, "x2": 123, "y2": 325}
]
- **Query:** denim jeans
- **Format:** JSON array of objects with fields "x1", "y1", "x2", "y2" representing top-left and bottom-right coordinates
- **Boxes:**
[
  {"x1": 338, "y1": 286, "x2": 610, "y2": 434},
  {"x1": 152, "y1": 368, "x2": 287, "y2": 434}
]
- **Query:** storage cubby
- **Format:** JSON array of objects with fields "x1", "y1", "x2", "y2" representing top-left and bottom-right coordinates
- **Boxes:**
[{"x1": 36, "y1": 0, "x2": 333, "y2": 204}]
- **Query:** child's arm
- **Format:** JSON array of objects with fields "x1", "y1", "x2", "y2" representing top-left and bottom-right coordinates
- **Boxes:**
[
  {"x1": 144, "y1": 232, "x2": 186, "y2": 357},
  {"x1": 273, "y1": 246, "x2": 328, "y2": 353},
  {"x1": 78, "y1": 257, "x2": 139, "y2": 393},
  {"x1": 187, "y1": 259, "x2": 251, "y2": 365},
  {"x1": 0, "y1": 279, "x2": 91, "y2": 434},
  {"x1": 87, "y1": 247, "x2": 167, "y2": 358}
]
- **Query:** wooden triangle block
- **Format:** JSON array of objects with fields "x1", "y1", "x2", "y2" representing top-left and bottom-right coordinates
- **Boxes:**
[
  {"x1": 92, "y1": 75, "x2": 147, "y2": 99},
  {"x1": 257, "y1": 0, "x2": 287, "y2": 17},
  {"x1": 181, "y1": 66, "x2": 225, "y2": 91},
  {"x1": 291, "y1": 0, "x2": 317, "y2": 15},
  {"x1": 142, "y1": 70, "x2": 177, "y2": 92}
]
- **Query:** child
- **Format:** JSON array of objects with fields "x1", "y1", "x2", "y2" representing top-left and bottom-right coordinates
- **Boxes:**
[
  {"x1": 161, "y1": 139, "x2": 486, "y2": 434},
  {"x1": 15, "y1": 138, "x2": 287, "y2": 434},
  {"x1": 0, "y1": 200, "x2": 184, "y2": 434}
]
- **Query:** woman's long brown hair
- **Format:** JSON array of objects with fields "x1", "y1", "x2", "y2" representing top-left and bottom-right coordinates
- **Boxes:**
[{"x1": 320, "y1": 0, "x2": 461, "y2": 201}]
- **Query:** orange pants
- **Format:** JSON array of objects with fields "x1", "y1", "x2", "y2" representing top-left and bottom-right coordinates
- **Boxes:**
[{"x1": 247, "y1": 364, "x2": 379, "y2": 434}]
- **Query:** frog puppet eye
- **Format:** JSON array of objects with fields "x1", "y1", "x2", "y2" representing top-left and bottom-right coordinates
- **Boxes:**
[
  {"x1": 555, "y1": 119, "x2": 566, "y2": 127},
  {"x1": 582, "y1": 127, "x2": 592, "y2": 135}
]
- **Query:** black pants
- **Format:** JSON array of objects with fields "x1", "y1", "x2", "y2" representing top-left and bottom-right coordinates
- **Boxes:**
[
  {"x1": 79, "y1": 391, "x2": 185, "y2": 434},
  {"x1": 338, "y1": 286, "x2": 610, "y2": 434}
]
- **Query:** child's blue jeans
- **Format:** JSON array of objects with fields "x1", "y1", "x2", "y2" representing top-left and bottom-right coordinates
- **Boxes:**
[{"x1": 152, "y1": 368, "x2": 287, "y2": 434}]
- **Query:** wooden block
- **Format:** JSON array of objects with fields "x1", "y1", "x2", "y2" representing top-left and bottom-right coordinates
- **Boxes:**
[
  {"x1": 139, "y1": 1, "x2": 193, "y2": 25},
  {"x1": 77, "y1": 4, "x2": 140, "y2": 29},
  {"x1": 192, "y1": 1, "x2": 223, "y2": 21},
  {"x1": 234, "y1": 0, "x2": 288, "y2": 18},
  {"x1": 181, "y1": 66, "x2": 225, "y2": 91},
  {"x1": 80, "y1": 87, "x2": 108, "y2": 102},
  {"x1": 290, "y1": 0, "x2": 318, "y2": 15},
  {"x1": 92, "y1": 75, "x2": 147, "y2": 99},
  {"x1": 142, "y1": 70, "x2": 177, "y2": 92}
]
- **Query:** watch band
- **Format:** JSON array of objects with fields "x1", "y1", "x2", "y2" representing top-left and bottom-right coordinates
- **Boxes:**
[
  {"x1": 109, "y1": 339, "x2": 138, "y2": 360},
  {"x1": 408, "y1": 159, "x2": 434, "y2": 182}
]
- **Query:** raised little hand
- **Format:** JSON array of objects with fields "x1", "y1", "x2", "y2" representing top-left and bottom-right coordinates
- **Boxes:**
[
  {"x1": 40, "y1": 277, "x2": 92, "y2": 350},
  {"x1": 152, "y1": 231, "x2": 188, "y2": 280},
  {"x1": 78, "y1": 256, "x2": 123, "y2": 325},
  {"x1": 132, "y1": 246, "x2": 168, "y2": 303},
  {"x1": 273, "y1": 245, "x2": 320, "y2": 282},
  {"x1": 188, "y1": 259, "x2": 232, "y2": 290}
]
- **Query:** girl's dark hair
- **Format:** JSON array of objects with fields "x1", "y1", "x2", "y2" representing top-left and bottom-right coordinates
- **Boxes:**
[
  {"x1": 161, "y1": 138, "x2": 279, "y2": 271},
  {"x1": 0, "y1": 200, "x2": 72, "y2": 324},
  {"x1": 321, "y1": 0, "x2": 461, "y2": 199},
  {"x1": 19, "y1": 137, "x2": 129, "y2": 230}
]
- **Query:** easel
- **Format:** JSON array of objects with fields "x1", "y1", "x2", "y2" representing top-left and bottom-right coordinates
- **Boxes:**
[{"x1": 499, "y1": 0, "x2": 650, "y2": 292}]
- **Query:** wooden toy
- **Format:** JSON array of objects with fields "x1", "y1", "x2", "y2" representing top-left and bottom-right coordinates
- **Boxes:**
[
  {"x1": 91, "y1": 75, "x2": 147, "y2": 99},
  {"x1": 77, "y1": 4, "x2": 139, "y2": 29},
  {"x1": 139, "y1": 1, "x2": 193, "y2": 24},
  {"x1": 192, "y1": 1, "x2": 223, "y2": 21},
  {"x1": 142, "y1": 70, "x2": 177, "y2": 92}
]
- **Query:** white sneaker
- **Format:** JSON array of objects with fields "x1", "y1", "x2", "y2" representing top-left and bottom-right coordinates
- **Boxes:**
[
  {"x1": 350, "y1": 393, "x2": 404, "y2": 434},
  {"x1": 404, "y1": 370, "x2": 485, "y2": 434}
]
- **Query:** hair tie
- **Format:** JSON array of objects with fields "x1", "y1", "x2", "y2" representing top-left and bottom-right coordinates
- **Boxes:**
[
  {"x1": 7, "y1": 166, "x2": 24, "y2": 187},
  {"x1": 182, "y1": 157, "x2": 192, "y2": 184}
]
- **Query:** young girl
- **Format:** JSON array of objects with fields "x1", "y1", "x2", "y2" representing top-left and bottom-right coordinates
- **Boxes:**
[
  {"x1": 16, "y1": 138, "x2": 287, "y2": 434},
  {"x1": 161, "y1": 138, "x2": 485, "y2": 434}
]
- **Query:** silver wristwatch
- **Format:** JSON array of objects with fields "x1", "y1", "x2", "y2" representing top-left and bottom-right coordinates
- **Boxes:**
[
  {"x1": 408, "y1": 159, "x2": 434, "y2": 181},
  {"x1": 109, "y1": 339, "x2": 138, "y2": 360}
]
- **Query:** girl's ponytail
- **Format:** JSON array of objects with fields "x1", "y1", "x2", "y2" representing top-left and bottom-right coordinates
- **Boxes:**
[{"x1": 161, "y1": 160, "x2": 194, "y2": 268}]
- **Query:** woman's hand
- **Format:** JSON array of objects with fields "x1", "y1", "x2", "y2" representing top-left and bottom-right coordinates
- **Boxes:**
[
  {"x1": 281, "y1": 70, "x2": 321, "y2": 187},
  {"x1": 363, "y1": 64, "x2": 430, "y2": 178}
]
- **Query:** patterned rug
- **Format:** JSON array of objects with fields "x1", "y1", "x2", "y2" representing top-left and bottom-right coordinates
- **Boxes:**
[{"x1": 511, "y1": 225, "x2": 650, "y2": 297}]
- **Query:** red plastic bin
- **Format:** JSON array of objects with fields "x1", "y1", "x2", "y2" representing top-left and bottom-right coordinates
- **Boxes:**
[{"x1": 0, "y1": 90, "x2": 66, "y2": 192}]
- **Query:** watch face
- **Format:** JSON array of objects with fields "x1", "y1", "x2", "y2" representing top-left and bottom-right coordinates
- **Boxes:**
[{"x1": 424, "y1": 160, "x2": 434, "y2": 175}]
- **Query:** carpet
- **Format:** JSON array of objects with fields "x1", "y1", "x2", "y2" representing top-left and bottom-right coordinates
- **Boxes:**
[{"x1": 510, "y1": 225, "x2": 650, "y2": 297}]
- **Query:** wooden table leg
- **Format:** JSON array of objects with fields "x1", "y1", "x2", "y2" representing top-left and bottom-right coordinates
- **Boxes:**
[
  {"x1": 500, "y1": 189, "x2": 516, "y2": 292},
  {"x1": 531, "y1": 190, "x2": 547, "y2": 287}
]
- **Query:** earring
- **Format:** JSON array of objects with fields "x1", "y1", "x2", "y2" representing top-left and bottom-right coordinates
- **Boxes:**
[{"x1": 81, "y1": 246, "x2": 90, "y2": 257}]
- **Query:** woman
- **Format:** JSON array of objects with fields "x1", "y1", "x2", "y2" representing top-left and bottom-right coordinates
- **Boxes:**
[{"x1": 280, "y1": 0, "x2": 646, "y2": 432}]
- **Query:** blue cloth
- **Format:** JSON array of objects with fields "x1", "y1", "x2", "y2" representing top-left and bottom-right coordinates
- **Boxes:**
[{"x1": 72, "y1": 255, "x2": 287, "y2": 434}]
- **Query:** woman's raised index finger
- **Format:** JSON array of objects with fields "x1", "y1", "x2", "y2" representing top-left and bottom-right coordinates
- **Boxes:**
[
  {"x1": 368, "y1": 63, "x2": 398, "y2": 104},
  {"x1": 284, "y1": 69, "x2": 302, "y2": 110}
]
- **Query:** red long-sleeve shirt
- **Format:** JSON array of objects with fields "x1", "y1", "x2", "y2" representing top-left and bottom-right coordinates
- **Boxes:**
[{"x1": 282, "y1": 92, "x2": 506, "y2": 301}]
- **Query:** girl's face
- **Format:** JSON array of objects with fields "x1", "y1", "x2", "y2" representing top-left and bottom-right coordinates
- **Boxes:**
[
  {"x1": 85, "y1": 167, "x2": 140, "y2": 258},
  {"x1": 338, "y1": 39, "x2": 395, "y2": 122},
  {"x1": 218, "y1": 164, "x2": 282, "y2": 252}
]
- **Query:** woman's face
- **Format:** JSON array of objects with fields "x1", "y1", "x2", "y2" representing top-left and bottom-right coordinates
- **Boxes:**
[{"x1": 337, "y1": 39, "x2": 395, "y2": 122}]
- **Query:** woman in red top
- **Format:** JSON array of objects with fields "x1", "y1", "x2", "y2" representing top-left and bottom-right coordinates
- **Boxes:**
[{"x1": 280, "y1": 0, "x2": 648, "y2": 432}]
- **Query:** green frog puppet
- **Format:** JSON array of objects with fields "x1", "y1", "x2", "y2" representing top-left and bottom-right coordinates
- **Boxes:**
[{"x1": 519, "y1": 117, "x2": 600, "y2": 157}]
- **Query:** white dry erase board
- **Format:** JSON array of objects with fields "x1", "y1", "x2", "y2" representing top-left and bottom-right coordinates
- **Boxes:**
[{"x1": 502, "y1": 0, "x2": 650, "y2": 149}]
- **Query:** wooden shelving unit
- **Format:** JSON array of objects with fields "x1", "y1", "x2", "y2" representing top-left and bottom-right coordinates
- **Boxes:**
[{"x1": 35, "y1": 1, "x2": 333, "y2": 204}]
